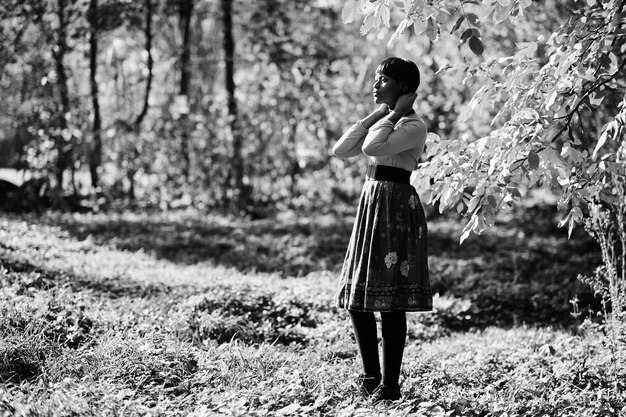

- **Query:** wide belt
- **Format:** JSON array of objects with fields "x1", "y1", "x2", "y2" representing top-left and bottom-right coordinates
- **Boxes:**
[{"x1": 365, "y1": 165, "x2": 411, "y2": 184}]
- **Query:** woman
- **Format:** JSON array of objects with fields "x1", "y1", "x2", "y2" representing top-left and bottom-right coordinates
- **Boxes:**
[{"x1": 332, "y1": 57, "x2": 432, "y2": 403}]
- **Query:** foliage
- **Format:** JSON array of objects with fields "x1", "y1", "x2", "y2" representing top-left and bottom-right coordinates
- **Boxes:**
[
  {"x1": 0, "y1": 0, "x2": 372, "y2": 212},
  {"x1": 0, "y1": 0, "x2": 530, "y2": 214},
  {"x1": 342, "y1": 0, "x2": 625, "y2": 239},
  {"x1": 581, "y1": 174, "x2": 626, "y2": 319}
]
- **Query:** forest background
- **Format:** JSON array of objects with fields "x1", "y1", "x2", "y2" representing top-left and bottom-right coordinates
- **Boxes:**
[
  {"x1": 0, "y1": 0, "x2": 555, "y2": 214},
  {"x1": 1, "y1": 0, "x2": 626, "y2": 415}
]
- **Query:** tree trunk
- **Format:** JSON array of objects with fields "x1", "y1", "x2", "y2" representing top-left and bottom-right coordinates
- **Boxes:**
[
  {"x1": 88, "y1": 0, "x2": 102, "y2": 189},
  {"x1": 53, "y1": 0, "x2": 72, "y2": 191},
  {"x1": 220, "y1": 0, "x2": 245, "y2": 212},
  {"x1": 179, "y1": 0, "x2": 193, "y2": 179},
  {"x1": 136, "y1": 0, "x2": 153, "y2": 128},
  {"x1": 127, "y1": 0, "x2": 154, "y2": 201}
]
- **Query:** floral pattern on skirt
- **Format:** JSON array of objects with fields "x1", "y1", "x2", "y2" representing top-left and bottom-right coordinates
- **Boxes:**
[{"x1": 335, "y1": 178, "x2": 432, "y2": 312}]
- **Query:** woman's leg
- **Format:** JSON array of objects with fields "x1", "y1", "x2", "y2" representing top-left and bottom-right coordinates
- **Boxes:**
[
  {"x1": 348, "y1": 310, "x2": 381, "y2": 392},
  {"x1": 377, "y1": 310, "x2": 407, "y2": 399}
]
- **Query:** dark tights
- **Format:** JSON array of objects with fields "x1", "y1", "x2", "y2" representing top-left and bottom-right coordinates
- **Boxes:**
[{"x1": 349, "y1": 310, "x2": 407, "y2": 387}]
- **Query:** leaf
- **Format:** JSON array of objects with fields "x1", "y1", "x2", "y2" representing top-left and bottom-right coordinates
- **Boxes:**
[
  {"x1": 544, "y1": 89, "x2": 558, "y2": 110},
  {"x1": 440, "y1": 181, "x2": 455, "y2": 210},
  {"x1": 467, "y1": 195, "x2": 481, "y2": 214},
  {"x1": 413, "y1": 17, "x2": 428, "y2": 35},
  {"x1": 509, "y1": 159, "x2": 524, "y2": 171},
  {"x1": 425, "y1": 17, "x2": 439, "y2": 42},
  {"x1": 557, "y1": 212, "x2": 569, "y2": 228},
  {"x1": 606, "y1": 161, "x2": 626, "y2": 176},
  {"x1": 460, "y1": 28, "x2": 473, "y2": 42},
  {"x1": 451, "y1": 16, "x2": 465, "y2": 33},
  {"x1": 527, "y1": 150, "x2": 540, "y2": 169},
  {"x1": 516, "y1": 108, "x2": 539, "y2": 123},
  {"x1": 540, "y1": 147, "x2": 566, "y2": 168},
  {"x1": 460, "y1": 28, "x2": 479, "y2": 43},
  {"x1": 435, "y1": 64, "x2": 454, "y2": 75},
  {"x1": 360, "y1": 13, "x2": 376, "y2": 35},
  {"x1": 516, "y1": 41, "x2": 537, "y2": 58},
  {"x1": 488, "y1": 155, "x2": 497, "y2": 175},
  {"x1": 483, "y1": 207, "x2": 495, "y2": 227},
  {"x1": 342, "y1": 0, "x2": 357, "y2": 24},
  {"x1": 558, "y1": 207, "x2": 583, "y2": 238},
  {"x1": 589, "y1": 92, "x2": 605, "y2": 108},
  {"x1": 493, "y1": 1, "x2": 513, "y2": 24},
  {"x1": 506, "y1": 187, "x2": 522, "y2": 199},
  {"x1": 484, "y1": 194, "x2": 498, "y2": 208},
  {"x1": 466, "y1": 13, "x2": 481, "y2": 27},
  {"x1": 377, "y1": 3, "x2": 390, "y2": 28},
  {"x1": 592, "y1": 129, "x2": 610, "y2": 160},
  {"x1": 460, "y1": 216, "x2": 478, "y2": 244},
  {"x1": 388, "y1": 18, "x2": 411, "y2": 46},
  {"x1": 468, "y1": 36, "x2": 484, "y2": 56}
]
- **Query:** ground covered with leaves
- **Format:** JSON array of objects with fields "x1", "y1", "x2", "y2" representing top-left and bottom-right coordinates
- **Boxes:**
[{"x1": 0, "y1": 204, "x2": 624, "y2": 416}]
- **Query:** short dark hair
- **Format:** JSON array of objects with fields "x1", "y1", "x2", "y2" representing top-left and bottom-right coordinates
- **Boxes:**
[{"x1": 377, "y1": 57, "x2": 420, "y2": 92}]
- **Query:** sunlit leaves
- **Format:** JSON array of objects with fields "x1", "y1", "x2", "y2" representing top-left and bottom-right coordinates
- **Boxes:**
[
  {"x1": 412, "y1": 16, "x2": 428, "y2": 35},
  {"x1": 342, "y1": 0, "x2": 393, "y2": 35},
  {"x1": 558, "y1": 206, "x2": 583, "y2": 238},
  {"x1": 341, "y1": 0, "x2": 357, "y2": 23},
  {"x1": 492, "y1": 0, "x2": 515, "y2": 24},
  {"x1": 593, "y1": 98, "x2": 626, "y2": 160},
  {"x1": 342, "y1": 0, "x2": 533, "y2": 56}
]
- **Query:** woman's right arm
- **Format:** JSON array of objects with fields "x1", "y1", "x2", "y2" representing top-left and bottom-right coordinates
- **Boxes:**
[{"x1": 332, "y1": 105, "x2": 389, "y2": 158}]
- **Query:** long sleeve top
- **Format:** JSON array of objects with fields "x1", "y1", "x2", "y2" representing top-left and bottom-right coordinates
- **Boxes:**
[{"x1": 331, "y1": 113, "x2": 428, "y2": 171}]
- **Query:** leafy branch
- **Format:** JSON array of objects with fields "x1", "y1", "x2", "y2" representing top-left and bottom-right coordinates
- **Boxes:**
[{"x1": 550, "y1": 57, "x2": 626, "y2": 144}]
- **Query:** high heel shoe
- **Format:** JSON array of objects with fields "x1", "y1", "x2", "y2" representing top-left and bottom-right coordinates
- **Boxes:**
[{"x1": 370, "y1": 383, "x2": 401, "y2": 404}]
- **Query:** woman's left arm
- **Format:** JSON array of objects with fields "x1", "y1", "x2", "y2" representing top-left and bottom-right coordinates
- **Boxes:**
[
  {"x1": 361, "y1": 92, "x2": 426, "y2": 157},
  {"x1": 361, "y1": 118, "x2": 427, "y2": 157}
]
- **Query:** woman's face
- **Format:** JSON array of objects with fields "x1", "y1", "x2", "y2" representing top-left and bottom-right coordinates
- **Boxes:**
[{"x1": 372, "y1": 70, "x2": 404, "y2": 107}]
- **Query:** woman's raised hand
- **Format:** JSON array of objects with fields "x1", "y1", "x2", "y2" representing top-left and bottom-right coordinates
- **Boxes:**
[
  {"x1": 394, "y1": 92, "x2": 417, "y2": 115},
  {"x1": 375, "y1": 104, "x2": 390, "y2": 117}
]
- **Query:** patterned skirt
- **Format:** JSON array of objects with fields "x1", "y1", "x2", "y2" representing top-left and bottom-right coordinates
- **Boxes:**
[{"x1": 335, "y1": 176, "x2": 432, "y2": 312}]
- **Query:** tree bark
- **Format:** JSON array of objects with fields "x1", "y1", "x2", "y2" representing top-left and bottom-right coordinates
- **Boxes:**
[
  {"x1": 220, "y1": 0, "x2": 245, "y2": 211},
  {"x1": 53, "y1": 0, "x2": 72, "y2": 191},
  {"x1": 135, "y1": 0, "x2": 153, "y2": 128},
  {"x1": 179, "y1": 0, "x2": 193, "y2": 179},
  {"x1": 88, "y1": 0, "x2": 102, "y2": 189}
]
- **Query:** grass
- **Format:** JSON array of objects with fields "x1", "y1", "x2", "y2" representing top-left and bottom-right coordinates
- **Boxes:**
[{"x1": 0, "y1": 203, "x2": 624, "y2": 416}]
